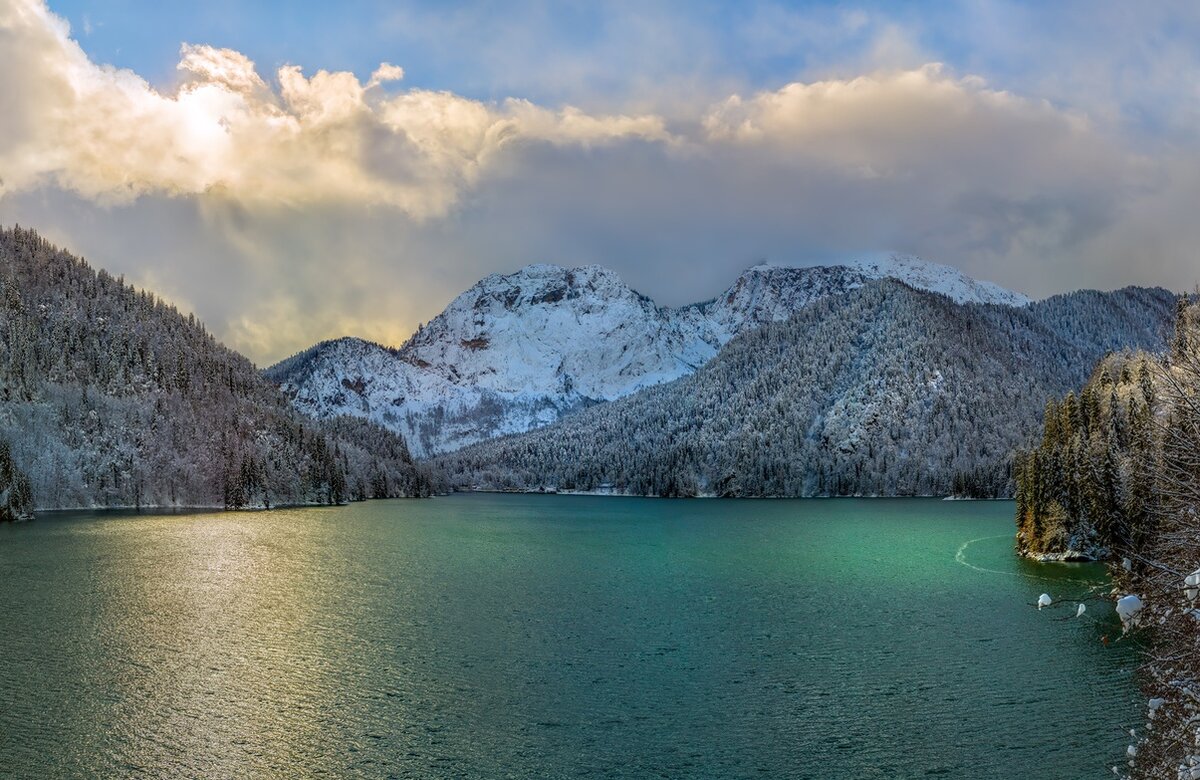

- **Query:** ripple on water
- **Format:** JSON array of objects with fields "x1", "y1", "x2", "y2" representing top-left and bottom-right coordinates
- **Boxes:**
[{"x1": 0, "y1": 495, "x2": 1140, "y2": 778}]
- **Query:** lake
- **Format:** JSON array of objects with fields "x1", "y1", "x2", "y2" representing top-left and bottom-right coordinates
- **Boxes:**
[{"x1": 0, "y1": 494, "x2": 1139, "y2": 778}]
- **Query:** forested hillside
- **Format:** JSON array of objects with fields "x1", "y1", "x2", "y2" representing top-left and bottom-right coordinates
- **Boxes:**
[
  {"x1": 436, "y1": 280, "x2": 1175, "y2": 497},
  {"x1": 0, "y1": 226, "x2": 431, "y2": 512},
  {"x1": 1014, "y1": 297, "x2": 1200, "y2": 779},
  {"x1": 1014, "y1": 351, "x2": 1159, "y2": 560}
]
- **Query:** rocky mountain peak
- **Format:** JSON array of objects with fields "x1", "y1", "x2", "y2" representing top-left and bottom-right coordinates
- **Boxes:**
[{"x1": 268, "y1": 255, "x2": 1033, "y2": 457}]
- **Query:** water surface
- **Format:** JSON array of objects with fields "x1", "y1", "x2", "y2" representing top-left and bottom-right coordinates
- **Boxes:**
[{"x1": 0, "y1": 495, "x2": 1139, "y2": 778}]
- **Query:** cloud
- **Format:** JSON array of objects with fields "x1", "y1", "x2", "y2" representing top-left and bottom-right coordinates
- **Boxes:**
[
  {"x1": 0, "y1": 0, "x2": 672, "y2": 216},
  {"x1": 0, "y1": 0, "x2": 1195, "y2": 366},
  {"x1": 701, "y1": 64, "x2": 1112, "y2": 185},
  {"x1": 367, "y1": 62, "x2": 405, "y2": 88}
]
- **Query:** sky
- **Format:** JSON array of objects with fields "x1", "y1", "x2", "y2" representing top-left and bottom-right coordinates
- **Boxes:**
[{"x1": 2, "y1": 0, "x2": 1200, "y2": 364}]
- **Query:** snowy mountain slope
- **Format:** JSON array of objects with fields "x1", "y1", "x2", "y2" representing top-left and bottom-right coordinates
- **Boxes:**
[
  {"x1": 698, "y1": 256, "x2": 1029, "y2": 341},
  {"x1": 0, "y1": 227, "x2": 432, "y2": 511},
  {"x1": 436, "y1": 281, "x2": 1176, "y2": 497},
  {"x1": 266, "y1": 255, "x2": 1033, "y2": 456},
  {"x1": 268, "y1": 264, "x2": 716, "y2": 456},
  {"x1": 842, "y1": 255, "x2": 1031, "y2": 307},
  {"x1": 396, "y1": 264, "x2": 714, "y2": 398}
]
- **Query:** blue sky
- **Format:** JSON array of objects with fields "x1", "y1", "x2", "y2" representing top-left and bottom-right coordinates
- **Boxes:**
[
  {"x1": 3, "y1": 0, "x2": 1200, "y2": 362},
  {"x1": 43, "y1": 1, "x2": 1059, "y2": 105},
  {"x1": 50, "y1": 1, "x2": 875, "y2": 93},
  {"x1": 43, "y1": 1, "x2": 1194, "y2": 117}
]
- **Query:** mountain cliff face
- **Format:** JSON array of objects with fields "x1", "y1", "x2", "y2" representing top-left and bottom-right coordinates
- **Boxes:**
[
  {"x1": 0, "y1": 227, "x2": 431, "y2": 511},
  {"x1": 435, "y1": 281, "x2": 1175, "y2": 497},
  {"x1": 267, "y1": 255, "x2": 1030, "y2": 456}
]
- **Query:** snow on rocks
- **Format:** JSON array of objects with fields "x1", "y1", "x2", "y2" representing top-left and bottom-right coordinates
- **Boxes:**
[
  {"x1": 1185, "y1": 569, "x2": 1200, "y2": 602},
  {"x1": 1180, "y1": 755, "x2": 1200, "y2": 780},
  {"x1": 1116, "y1": 594, "x2": 1145, "y2": 629}
]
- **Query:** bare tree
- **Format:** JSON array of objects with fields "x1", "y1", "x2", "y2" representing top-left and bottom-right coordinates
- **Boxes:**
[{"x1": 1124, "y1": 300, "x2": 1200, "y2": 779}]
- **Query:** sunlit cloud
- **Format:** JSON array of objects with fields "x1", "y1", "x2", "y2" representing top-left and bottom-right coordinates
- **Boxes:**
[
  {"x1": 0, "y1": 0, "x2": 672, "y2": 216},
  {"x1": 1, "y1": 0, "x2": 1197, "y2": 365}
]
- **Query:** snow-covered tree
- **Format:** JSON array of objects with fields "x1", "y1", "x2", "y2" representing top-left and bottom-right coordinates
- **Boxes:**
[
  {"x1": 1019, "y1": 295, "x2": 1200, "y2": 778},
  {"x1": 436, "y1": 280, "x2": 1174, "y2": 498},
  {"x1": 0, "y1": 226, "x2": 432, "y2": 512}
]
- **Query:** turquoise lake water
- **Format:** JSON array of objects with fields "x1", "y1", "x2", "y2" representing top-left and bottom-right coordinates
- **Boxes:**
[{"x1": 0, "y1": 494, "x2": 1139, "y2": 778}]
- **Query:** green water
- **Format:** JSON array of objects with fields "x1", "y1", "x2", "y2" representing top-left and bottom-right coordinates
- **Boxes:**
[{"x1": 0, "y1": 494, "x2": 1138, "y2": 778}]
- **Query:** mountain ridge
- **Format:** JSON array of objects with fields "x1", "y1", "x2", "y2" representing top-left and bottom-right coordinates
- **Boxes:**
[
  {"x1": 266, "y1": 255, "x2": 1036, "y2": 456},
  {"x1": 434, "y1": 279, "x2": 1176, "y2": 497}
]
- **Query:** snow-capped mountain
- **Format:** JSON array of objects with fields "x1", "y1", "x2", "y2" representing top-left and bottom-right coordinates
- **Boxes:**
[
  {"x1": 700, "y1": 256, "x2": 1028, "y2": 341},
  {"x1": 436, "y1": 282, "x2": 1174, "y2": 498},
  {"x1": 841, "y1": 255, "x2": 1030, "y2": 307},
  {"x1": 266, "y1": 255, "x2": 1030, "y2": 456},
  {"x1": 397, "y1": 264, "x2": 714, "y2": 399}
]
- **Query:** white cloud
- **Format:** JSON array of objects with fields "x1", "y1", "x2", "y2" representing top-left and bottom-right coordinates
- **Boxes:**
[
  {"x1": 700, "y1": 64, "x2": 1116, "y2": 196},
  {"x1": 0, "y1": 0, "x2": 672, "y2": 216},
  {"x1": 1, "y1": 0, "x2": 1194, "y2": 365},
  {"x1": 367, "y1": 62, "x2": 405, "y2": 88}
]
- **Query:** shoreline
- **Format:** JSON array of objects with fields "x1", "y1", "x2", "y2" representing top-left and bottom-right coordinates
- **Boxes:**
[
  {"x1": 20, "y1": 495, "x2": 431, "y2": 519},
  {"x1": 453, "y1": 487, "x2": 1010, "y2": 500}
]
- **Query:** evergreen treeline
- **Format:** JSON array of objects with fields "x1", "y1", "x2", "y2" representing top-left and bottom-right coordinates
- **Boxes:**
[
  {"x1": 0, "y1": 226, "x2": 432, "y2": 512},
  {"x1": 1015, "y1": 298, "x2": 1200, "y2": 778},
  {"x1": 0, "y1": 438, "x2": 33, "y2": 519},
  {"x1": 1013, "y1": 351, "x2": 1159, "y2": 558},
  {"x1": 435, "y1": 280, "x2": 1175, "y2": 497}
]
